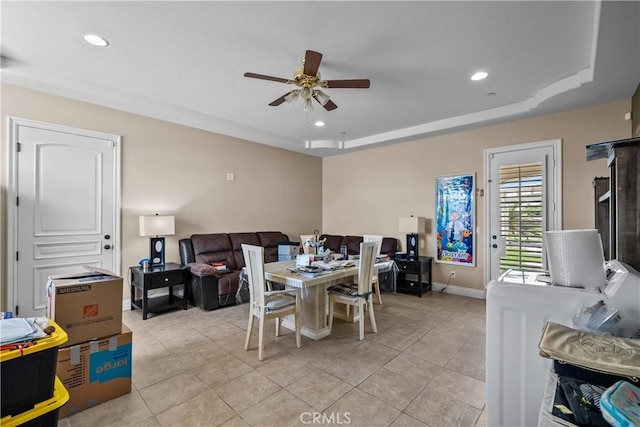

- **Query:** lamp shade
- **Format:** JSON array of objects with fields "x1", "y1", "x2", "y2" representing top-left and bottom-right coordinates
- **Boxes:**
[
  {"x1": 139, "y1": 215, "x2": 175, "y2": 237},
  {"x1": 399, "y1": 216, "x2": 426, "y2": 234},
  {"x1": 314, "y1": 90, "x2": 331, "y2": 106},
  {"x1": 285, "y1": 90, "x2": 299, "y2": 104}
]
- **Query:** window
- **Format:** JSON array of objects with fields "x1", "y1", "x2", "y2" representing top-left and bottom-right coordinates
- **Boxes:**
[{"x1": 499, "y1": 162, "x2": 544, "y2": 272}]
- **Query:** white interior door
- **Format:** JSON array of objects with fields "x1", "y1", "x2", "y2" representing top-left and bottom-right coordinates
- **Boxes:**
[
  {"x1": 7, "y1": 118, "x2": 121, "y2": 317},
  {"x1": 484, "y1": 140, "x2": 562, "y2": 285}
]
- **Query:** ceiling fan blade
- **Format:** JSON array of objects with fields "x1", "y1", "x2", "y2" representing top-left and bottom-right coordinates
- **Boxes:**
[
  {"x1": 324, "y1": 79, "x2": 370, "y2": 89},
  {"x1": 244, "y1": 72, "x2": 291, "y2": 84},
  {"x1": 322, "y1": 100, "x2": 338, "y2": 111},
  {"x1": 303, "y1": 50, "x2": 323, "y2": 76},
  {"x1": 313, "y1": 94, "x2": 338, "y2": 111},
  {"x1": 269, "y1": 90, "x2": 297, "y2": 106},
  {"x1": 269, "y1": 95, "x2": 287, "y2": 106}
]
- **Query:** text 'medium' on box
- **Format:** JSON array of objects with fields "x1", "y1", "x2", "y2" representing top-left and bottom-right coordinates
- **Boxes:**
[{"x1": 47, "y1": 267, "x2": 123, "y2": 347}]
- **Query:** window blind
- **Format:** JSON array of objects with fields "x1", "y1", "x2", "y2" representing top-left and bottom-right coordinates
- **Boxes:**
[{"x1": 499, "y1": 162, "x2": 544, "y2": 272}]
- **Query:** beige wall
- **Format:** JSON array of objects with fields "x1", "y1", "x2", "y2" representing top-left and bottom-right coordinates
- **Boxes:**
[
  {"x1": 323, "y1": 100, "x2": 631, "y2": 291},
  {"x1": 0, "y1": 84, "x2": 323, "y2": 309},
  {"x1": 0, "y1": 82, "x2": 633, "y2": 308}
]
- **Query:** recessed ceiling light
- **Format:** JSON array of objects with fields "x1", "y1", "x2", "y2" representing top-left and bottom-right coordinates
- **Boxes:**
[
  {"x1": 314, "y1": 121, "x2": 325, "y2": 127},
  {"x1": 83, "y1": 34, "x2": 109, "y2": 47},
  {"x1": 471, "y1": 71, "x2": 488, "y2": 81}
]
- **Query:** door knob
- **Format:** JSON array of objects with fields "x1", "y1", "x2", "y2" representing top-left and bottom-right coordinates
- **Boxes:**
[
  {"x1": 104, "y1": 234, "x2": 111, "y2": 240},
  {"x1": 492, "y1": 244, "x2": 498, "y2": 248},
  {"x1": 104, "y1": 244, "x2": 112, "y2": 250}
]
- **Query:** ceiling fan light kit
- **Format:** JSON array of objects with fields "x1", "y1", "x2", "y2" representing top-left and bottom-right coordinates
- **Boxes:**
[{"x1": 244, "y1": 50, "x2": 370, "y2": 113}]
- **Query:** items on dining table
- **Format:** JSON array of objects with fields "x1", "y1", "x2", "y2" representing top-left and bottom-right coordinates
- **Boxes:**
[{"x1": 289, "y1": 258, "x2": 356, "y2": 277}]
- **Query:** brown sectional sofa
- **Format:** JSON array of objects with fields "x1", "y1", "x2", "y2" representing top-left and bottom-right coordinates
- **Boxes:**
[
  {"x1": 319, "y1": 234, "x2": 399, "y2": 256},
  {"x1": 179, "y1": 231, "x2": 289, "y2": 310}
]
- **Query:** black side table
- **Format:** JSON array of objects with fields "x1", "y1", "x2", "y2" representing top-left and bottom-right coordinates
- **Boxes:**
[
  {"x1": 130, "y1": 262, "x2": 188, "y2": 319},
  {"x1": 393, "y1": 255, "x2": 433, "y2": 297}
]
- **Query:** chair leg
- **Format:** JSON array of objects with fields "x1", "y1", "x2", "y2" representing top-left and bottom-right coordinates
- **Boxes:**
[
  {"x1": 328, "y1": 298, "x2": 334, "y2": 331},
  {"x1": 358, "y1": 302, "x2": 365, "y2": 340},
  {"x1": 368, "y1": 297, "x2": 378, "y2": 333},
  {"x1": 295, "y1": 311, "x2": 301, "y2": 348},
  {"x1": 258, "y1": 315, "x2": 265, "y2": 361},
  {"x1": 244, "y1": 314, "x2": 254, "y2": 350},
  {"x1": 275, "y1": 317, "x2": 281, "y2": 337},
  {"x1": 374, "y1": 280, "x2": 382, "y2": 305}
]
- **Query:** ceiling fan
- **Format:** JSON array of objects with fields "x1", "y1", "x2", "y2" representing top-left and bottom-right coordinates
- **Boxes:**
[{"x1": 244, "y1": 50, "x2": 370, "y2": 112}]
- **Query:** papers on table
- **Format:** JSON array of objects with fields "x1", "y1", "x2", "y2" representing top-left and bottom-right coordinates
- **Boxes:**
[
  {"x1": 312, "y1": 260, "x2": 355, "y2": 270},
  {"x1": 287, "y1": 260, "x2": 356, "y2": 277},
  {"x1": 287, "y1": 266, "x2": 330, "y2": 277}
]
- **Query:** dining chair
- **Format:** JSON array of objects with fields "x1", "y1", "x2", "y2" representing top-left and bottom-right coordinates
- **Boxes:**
[
  {"x1": 363, "y1": 235, "x2": 384, "y2": 304},
  {"x1": 242, "y1": 244, "x2": 301, "y2": 360},
  {"x1": 327, "y1": 241, "x2": 378, "y2": 340}
]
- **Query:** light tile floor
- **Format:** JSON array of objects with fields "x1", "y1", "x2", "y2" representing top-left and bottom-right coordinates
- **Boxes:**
[{"x1": 60, "y1": 291, "x2": 487, "y2": 427}]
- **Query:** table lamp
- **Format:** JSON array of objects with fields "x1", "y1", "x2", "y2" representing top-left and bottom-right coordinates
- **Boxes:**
[
  {"x1": 139, "y1": 214, "x2": 175, "y2": 266},
  {"x1": 399, "y1": 216, "x2": 426, "y2": 260}
]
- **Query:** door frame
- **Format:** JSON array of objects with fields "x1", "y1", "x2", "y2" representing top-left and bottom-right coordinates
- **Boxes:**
[
  {"x1": 483, "y1": 139, "x2": 562, "y2": 288},
  {"x1": 5, "y1": 116, "x2": 122, "y2": 312}
]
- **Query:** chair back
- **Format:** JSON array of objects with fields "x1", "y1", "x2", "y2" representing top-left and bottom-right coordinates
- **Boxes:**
[
  {"x1": 242, "y1": 244, "x2": 266, "y2": 310},
  {"x1": 363, "y1": 235, "x2": 383, "y2": 258},
  {"x1": 357, "y1": 242, "x2": 377, "y2": 295}
]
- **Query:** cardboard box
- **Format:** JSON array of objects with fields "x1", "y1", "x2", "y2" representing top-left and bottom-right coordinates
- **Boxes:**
[
  {"x1": 56, "y1": 325, "x2": 132, "y2": 418},
  {"x1": 47, "y1": 267, "x2": 123, "y2": 347}
]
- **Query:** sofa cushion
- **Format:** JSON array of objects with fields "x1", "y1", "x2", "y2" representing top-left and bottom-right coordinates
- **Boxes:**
[
  {"x1": 381, "y1": 237, "x2": 398, "y2": 255},
  {"x1": 343, "y1": 235, "x2": 364, "y2": 255},
  {"x1": 257, "y1": 231, "x2": 288, "y2": 262},
  {"x1": 191, "y1": 233, "x2": 237, "y2": 269},
  {"x1": 229, "y1": 233, "x2": 261, "y2": 269},
  {"x1": 321, "y1": 234, "x2": 344, "y2": 252}
]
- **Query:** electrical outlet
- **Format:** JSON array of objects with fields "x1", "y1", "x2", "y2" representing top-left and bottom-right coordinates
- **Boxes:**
[{"x1": 450, "y1": 271, "x2": 455, "y2": 279}]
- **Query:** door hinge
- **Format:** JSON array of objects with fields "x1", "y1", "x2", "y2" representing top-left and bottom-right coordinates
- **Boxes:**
[
  {"x1": 16, "y1": 142, "x2": 21, "y2": 152},
  {"x1": 15, "y1": 306, "x2": 19, "y2": 316},
  {"x1": 16, "y1": 251, "x2": 18, "y2": 261},
  {"x1": 16, "y1": 196, "x2": 19, "y2": 206}
]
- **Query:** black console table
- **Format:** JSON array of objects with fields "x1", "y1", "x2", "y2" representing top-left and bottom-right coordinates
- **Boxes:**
[
  {"x1": 393, "y1": 255, "x2": 433, "y2": 297},
  {"x1": 130, "y1": 262, "x2": 188, "y2": 319}
]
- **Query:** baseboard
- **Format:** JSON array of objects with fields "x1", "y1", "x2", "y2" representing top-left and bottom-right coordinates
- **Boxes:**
[{"x1": 430, "y1": 282, "x2": 486, "y2": 299}]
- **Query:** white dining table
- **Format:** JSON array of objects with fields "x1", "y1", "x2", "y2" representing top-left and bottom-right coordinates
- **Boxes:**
[{"x1": 263, "y1": 259, "x2": 395, "y2": 340}]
